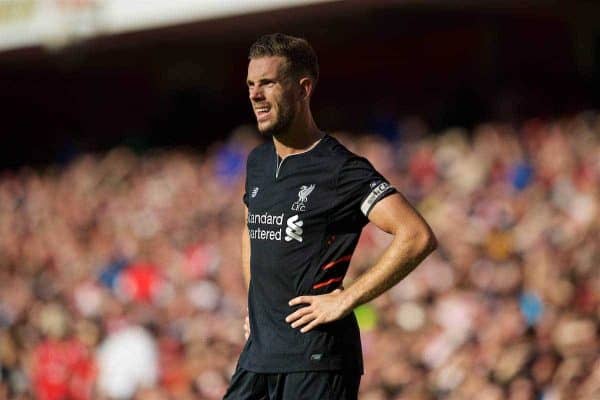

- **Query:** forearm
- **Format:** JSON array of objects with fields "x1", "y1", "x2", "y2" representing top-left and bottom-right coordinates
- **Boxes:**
[
  {"x1": 242, "y1": 224, "x2": 251, "y2": 291},
  {"x1": 242, "y1": 208, "x2": 251, "y2": 339},
  {"x1": 241, "y1": 206, "x2": 251, "y2": 291},
  {"x1": 341, "y1": 229, "x2": 436, "y2": 311}
]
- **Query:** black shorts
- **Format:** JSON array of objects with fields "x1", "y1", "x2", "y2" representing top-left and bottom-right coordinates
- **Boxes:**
[{"x1": 222, "y1": 366, "x2": 361, "y2": 400}]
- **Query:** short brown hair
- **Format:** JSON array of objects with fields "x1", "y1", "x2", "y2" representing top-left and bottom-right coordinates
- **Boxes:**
[{"x1": 249, "y1": 33, "x2": 319, "y2": 85}]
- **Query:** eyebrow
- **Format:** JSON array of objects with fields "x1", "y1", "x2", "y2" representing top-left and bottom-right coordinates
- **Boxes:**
[{"x1": 246, "y1": 78, "x2": 276, "y2": 86}]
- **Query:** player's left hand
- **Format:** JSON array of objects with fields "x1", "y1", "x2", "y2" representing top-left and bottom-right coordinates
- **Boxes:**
[{"x1": 286, "y1": 289, "x2": 349, "y2": 333}]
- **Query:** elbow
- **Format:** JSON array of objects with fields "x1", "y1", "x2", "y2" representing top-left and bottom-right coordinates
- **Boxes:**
[
  {"x1": 406, "y1": 224, "x2": 437, "y2": 260},
  {"x1": 421, "y1": 227, "x2": 437, "y2": 257}
]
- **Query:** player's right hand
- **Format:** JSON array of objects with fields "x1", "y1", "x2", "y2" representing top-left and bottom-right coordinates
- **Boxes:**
[{"x1": 244, "y1": 314, "x2": 250, "y2": 340}]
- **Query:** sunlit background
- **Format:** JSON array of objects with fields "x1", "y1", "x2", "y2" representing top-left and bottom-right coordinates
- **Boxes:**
[{"x1": 1, "y1": 1, "x2": 599, "y2": 399}]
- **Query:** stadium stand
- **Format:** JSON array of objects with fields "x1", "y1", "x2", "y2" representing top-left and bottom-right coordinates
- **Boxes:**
[{"x1": 0, "y1": 113, "x2": 598, "y2": 399}]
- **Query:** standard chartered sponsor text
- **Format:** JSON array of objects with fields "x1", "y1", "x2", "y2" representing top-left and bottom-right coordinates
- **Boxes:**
[
  {"x1": 248, "y1": 212, "x2": 284, "y2": 241},
  {"x1": 248, "y1": 212, "x2": 284, "y2": 225},
  {"x1": 249, "y1": 226, "x2": 282, "y2": 240}
]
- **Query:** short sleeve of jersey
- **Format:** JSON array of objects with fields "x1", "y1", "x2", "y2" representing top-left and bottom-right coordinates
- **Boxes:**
[
  {"x1": 242, "y1": 148, "x2": 255, "y2": 207},
  {"x1": 242, "y1": 172, "x2": 249, "y2": 206},
  {"x1": 332, "y1": 156, "x2": 397, "y2": 226},
  {"x1": 243, "y1": 162, "x2": 249, "y2": 205}
]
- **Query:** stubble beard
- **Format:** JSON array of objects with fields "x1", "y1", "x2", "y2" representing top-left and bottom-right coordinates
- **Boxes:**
[{"x1": 257, "y1": 103, "x2": 294, "y2": 138}]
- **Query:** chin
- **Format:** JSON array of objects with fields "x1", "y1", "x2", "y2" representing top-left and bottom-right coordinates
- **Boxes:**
[
  {"x1": 257, "y1": 123, "x2": 274, "y2": 136},
  {"x1": 257, "y1": 119, "x2": 281, "y2": 136},
  {"x1": 256, "y1": 112, "x2": 291, "y2": 137}
]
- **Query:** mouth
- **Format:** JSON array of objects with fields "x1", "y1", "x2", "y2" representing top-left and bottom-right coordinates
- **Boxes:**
[{"x1": 254, "y1": 105, "x2": 271, "y2": 122}]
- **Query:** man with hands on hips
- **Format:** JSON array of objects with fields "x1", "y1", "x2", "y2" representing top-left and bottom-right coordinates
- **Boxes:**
[{"x1": 224, "y1": 33, "x2": 436, "y2": 400}]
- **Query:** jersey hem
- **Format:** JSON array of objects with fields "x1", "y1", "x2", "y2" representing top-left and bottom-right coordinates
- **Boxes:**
[{"x1": 239, "y1": 355, "x2": 364, "y2": 374}]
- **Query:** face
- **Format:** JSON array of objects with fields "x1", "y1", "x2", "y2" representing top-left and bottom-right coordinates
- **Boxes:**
[{"x1": 247, "y1": 56, "x2": 298, "y2": 136}]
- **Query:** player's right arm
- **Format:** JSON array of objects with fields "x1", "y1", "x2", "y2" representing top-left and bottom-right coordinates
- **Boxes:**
[
  {"x1": 242, "y1": 205, "x2": 251, "y2": 339},
  {"x1": 242, "y1": 205, "x2": 250, "y2": 290}
]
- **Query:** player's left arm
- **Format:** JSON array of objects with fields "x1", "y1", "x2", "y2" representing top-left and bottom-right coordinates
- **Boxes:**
[{"x1": 286, "y1": 192, "x2": 437, "y2": 333}]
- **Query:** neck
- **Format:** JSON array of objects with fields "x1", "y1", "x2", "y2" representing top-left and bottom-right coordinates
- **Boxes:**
[{"x1": 273, "y1": 110, "x2": 324, "y2": 158}]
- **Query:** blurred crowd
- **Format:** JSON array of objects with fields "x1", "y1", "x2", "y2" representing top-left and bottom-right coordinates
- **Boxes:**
[{"x1": 0, "y1": 113, "x2": 598, "y2": 400}]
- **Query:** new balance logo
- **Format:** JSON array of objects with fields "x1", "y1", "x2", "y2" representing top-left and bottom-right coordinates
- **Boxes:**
[{"x1": 285, "y1": 214, "x2": 303, "y2": 242}]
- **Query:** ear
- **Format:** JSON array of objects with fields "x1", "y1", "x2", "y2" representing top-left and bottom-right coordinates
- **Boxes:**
[{"x1": 298, "y1": 77, "x2": 314, "y2": 101}]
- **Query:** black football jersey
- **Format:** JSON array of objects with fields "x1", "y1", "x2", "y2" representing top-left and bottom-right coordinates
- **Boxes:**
[{"x1": 238, "y1": 135, "x2": 396, "y2": 373}]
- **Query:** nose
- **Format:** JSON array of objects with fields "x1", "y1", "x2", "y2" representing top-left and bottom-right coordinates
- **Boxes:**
[{"x1": 249, "y1": 85, "x2": 264, "y2": 102}]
